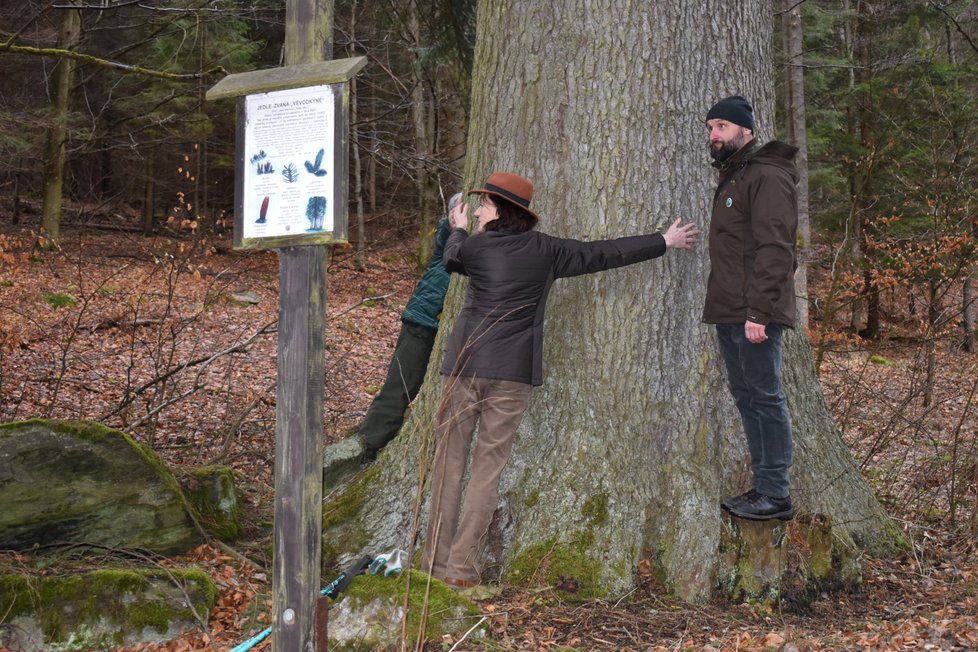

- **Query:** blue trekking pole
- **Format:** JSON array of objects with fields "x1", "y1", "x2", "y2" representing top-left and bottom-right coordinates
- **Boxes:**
[{"x1": 229, "y1": 554, "x2": 373, "y2": 652}]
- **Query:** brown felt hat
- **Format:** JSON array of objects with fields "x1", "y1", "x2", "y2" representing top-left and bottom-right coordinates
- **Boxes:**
[{"x1": 468, "y1": 171, "x2": 540, "y2": 222}]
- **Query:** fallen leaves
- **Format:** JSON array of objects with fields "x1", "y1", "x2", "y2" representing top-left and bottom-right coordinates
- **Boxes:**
[{"x1": 2, "y1": 226, "x2": 976, "y2": 652}]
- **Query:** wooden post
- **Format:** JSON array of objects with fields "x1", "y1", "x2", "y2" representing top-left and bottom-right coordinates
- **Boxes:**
[
  {"x1": 205, "y1": 4, "x2": 363, "y2": 648},
  {"x1": 272, "y1": 245, "x2": 328, "y2": 652},
  {"x1": 206, "y1": 8, "x2": 364, "y2": 650},
  {"x1": 272, "y1": 2, "x2": 333, "y2": 651}
]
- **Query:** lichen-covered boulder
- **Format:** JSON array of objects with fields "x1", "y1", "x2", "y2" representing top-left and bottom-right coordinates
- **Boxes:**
[
  {"x1": 0, "y1": 568, "x2": 216, "y2": 652},
  {"x1": 182, "y1": 466, "x2": 243, "y2": 541},
  {"x1": 0, "y1": 419, "x2": 202, "y2": 554},
  {"x1": 327, "y1": 571, "x2": 485, "y2": 651}
]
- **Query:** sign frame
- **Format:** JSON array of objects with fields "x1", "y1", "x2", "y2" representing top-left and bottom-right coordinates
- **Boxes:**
[{"x1": 206, "y1": 58, "x2": 367, "y2": 250}]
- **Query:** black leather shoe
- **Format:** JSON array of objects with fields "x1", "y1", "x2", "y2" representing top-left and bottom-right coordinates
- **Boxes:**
[
  {"x1": 721, "y1": 488, "x2": 760, "y2": 512},
  {"x1": 729, "y1": 492, "x2": 794, "y2": 521}
]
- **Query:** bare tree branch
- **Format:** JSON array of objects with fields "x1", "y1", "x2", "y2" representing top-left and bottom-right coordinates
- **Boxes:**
[
  {"x1": 0, "y1": 41, "x2": 225, "y2": 80},
  {"x1": 930, "y1": 0, "x2": 978, "y2": 56}
]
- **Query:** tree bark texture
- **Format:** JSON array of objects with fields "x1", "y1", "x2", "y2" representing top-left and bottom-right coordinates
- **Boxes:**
[{"x1": 324, "y1": 0, "x2": 898, "y2": 603}]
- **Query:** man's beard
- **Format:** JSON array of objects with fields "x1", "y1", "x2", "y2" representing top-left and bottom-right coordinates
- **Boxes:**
[{"x1": 710, "y1": 133, "x2": 746, "y2": 162}]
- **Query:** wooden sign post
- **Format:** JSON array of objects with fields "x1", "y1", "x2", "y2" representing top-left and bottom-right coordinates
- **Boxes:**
[{"x1": 207, "y1": 3, "x2": 365, "y2": 650}]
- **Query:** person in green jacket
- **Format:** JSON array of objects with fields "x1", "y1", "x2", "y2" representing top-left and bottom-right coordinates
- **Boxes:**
[
  {"x1": 358, "y1": 192, "x2": 463, "y2": 461},
  {"x1": 703, "y1": 95, "x2": 799, "y2": 522}
]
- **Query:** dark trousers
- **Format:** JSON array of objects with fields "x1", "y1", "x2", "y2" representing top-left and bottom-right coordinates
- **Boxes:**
[
  {"x1": 359, "y1": 321, "x2": 437, "y2": 458},
  {"x1": 716, "y1": 323, "x2": 793, "y2": 498}
]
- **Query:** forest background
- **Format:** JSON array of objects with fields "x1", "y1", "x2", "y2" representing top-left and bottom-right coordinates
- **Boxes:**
[{"x1": 0, "y1": 1, "x2": 976, "y2": 650}]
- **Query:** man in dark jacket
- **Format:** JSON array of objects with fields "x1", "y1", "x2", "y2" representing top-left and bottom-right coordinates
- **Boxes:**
[
  {"x1": 422, "y1": 171, "x2": 700, "y2": 588},
  {"x1": 357, "y1": 193, "x2": 463, "y2": 461},
  {"x1": 703, "y1": 95, "x2": 799, "y2": 521}
]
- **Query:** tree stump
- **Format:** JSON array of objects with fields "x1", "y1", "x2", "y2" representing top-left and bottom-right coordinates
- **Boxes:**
[{"x1": 718, "y1": 512, "x2": 860, "y2": 609}]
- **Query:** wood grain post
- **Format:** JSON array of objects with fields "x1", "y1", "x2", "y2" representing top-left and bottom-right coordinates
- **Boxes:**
[
  {"x1": 272, "y1": 245, "x2": 328, "y2": 652},
  {"x1": 270, "y1": 4, "x2": 334, "y2": 651}
]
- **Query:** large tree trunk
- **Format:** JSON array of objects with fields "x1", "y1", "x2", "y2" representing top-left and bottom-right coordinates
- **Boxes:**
[{"x1": 324, "y1": 0, "x2": 898, "y2": 603}]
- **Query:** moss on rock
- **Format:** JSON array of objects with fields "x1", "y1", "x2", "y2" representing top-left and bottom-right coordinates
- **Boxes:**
[
  {"x1": 327, "y1": 570, "x2": 483, "y2": 650},
  {"x1": 0, "y1": 568, "x2": 216, "y2": 651},
  {"x1": 0, "y1": 419, "x2": 202, "y2": 554},
  {"x1": 184, "y1": 466, "x2": 243, "y2": 541}
]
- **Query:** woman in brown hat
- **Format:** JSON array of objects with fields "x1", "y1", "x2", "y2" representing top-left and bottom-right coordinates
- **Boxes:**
[{"x1": 421, "y1": 171, "x2": 699, "y2": 588}]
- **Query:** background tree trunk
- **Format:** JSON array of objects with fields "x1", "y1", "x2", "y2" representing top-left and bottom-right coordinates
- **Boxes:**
[
  {"x1": 142, "y1": 152, "x2": 155, "y2": 235},
  {"x1": 851, "y1": 0, "x2": 882, "y2": 339},
  {"x1": 965, "y1": 216, "x2": 977, "y2": 353},
  {"x1": 409, "y1": 8, "x2": 438, "y2": 269},
  {"x1": 324, "y1": 0, "x2": 899, "y2": 602},
  {"x1": 40, "y1": 2, "x2": 81, "y2": 246},
  {"x1": 350, "y1": 0, "x2": 366, "y2": 272},
  {"x1": 782, "y1": 0, "x2": 810, "y2": 328}
]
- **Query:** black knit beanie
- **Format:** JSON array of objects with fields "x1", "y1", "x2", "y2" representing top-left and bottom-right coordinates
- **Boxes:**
[{"x1": 706, "y1": 95, "x2": 754, "y2": 131}]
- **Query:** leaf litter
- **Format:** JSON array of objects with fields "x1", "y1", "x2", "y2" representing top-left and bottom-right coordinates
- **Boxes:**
[{"x1": 0, "y1": 221, "x2": 975, "y2": 651}]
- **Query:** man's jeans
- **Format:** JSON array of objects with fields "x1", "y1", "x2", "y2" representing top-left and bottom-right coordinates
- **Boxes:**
[{"x1": 716, "y1": 323, "x2": 793, "y2": 498}]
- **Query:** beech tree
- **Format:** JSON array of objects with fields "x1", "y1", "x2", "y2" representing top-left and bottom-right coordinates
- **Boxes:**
[{"x1": 324, "y1": 0, "x2": 899, "y2": 601}]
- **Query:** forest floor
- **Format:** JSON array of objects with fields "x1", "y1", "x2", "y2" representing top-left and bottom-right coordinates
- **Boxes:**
[{"x1": 0, "y1": 213, "x2": 976, "y2": 651}]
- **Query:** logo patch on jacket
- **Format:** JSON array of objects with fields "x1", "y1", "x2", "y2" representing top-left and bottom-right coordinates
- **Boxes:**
[{"x1": 725, "y1": 198, "x2": 733, "y2": 208}]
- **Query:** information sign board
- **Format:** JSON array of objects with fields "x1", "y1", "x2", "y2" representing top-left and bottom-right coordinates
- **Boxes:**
[
  {"x1": 241, "y1": 85, "x2": 337, "y2": 242},
  {"x1": 205, "y1": 58, "x2": 367, "y2": 250}
]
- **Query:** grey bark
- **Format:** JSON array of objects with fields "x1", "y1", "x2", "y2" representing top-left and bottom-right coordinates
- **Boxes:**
[{"x1": 325, "y1": 0, "x2": 897, "y2": 603}]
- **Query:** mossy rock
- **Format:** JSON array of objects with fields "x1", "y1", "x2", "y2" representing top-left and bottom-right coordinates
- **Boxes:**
[
  {"x1": 182, "y1": 466, "x2": 243, "y2": 541},
  {"x1": 328, "y1": 570, "x2": 484, "y2": 650},
  {"x1": 0, "y1": 419, "x2": 202, "y2": 554},
  {"x1": 0, "y1": 568, "x2": 216, "y2": 651}
]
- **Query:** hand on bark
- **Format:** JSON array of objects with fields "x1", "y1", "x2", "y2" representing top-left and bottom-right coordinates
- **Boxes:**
[
  {"x1": 745, "y1": 320, "x2": 768, "y2": 344},
  {"x1": 449, "y1": 202, "x2": 469, "y2": 231},
  {"x1": 662, "y1": 218, "x2": 701, "y2": 250}
]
